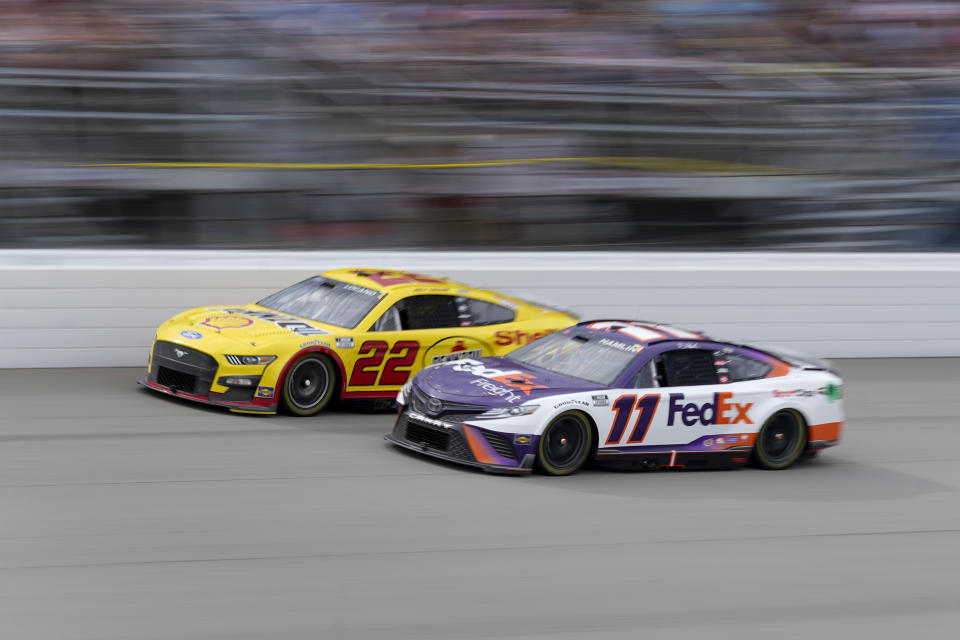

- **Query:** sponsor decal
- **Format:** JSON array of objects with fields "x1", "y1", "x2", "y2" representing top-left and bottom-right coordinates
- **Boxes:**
[
  {"x1": 677, "y1": 342, "x2": 700, "y2": 349},
  {"x1": 773, "y1": 389, "x2": 817, "y2": 398},
  {"x1": 179, "y1": 330, "x2": 202, "y2": 340},
  {"x1": 424, "y1": 337, "x2": 485, "y2": 368},
  {"x1": 597, "y1": 337, "x2": 644, "y2": 354},
  {"x1": 592, "y1": 394, "x2": 609, "y2": 407},
  {"x1": 716, "y1": 437, "x2": 725, "y2": 445},
  {"x1": 704, "y1": 438, "x2": 714, "y2": 446},
  {"x1": 553, "y1": 398, "x2": 589, "y2": 409},
  {"x1": 200, "y1": 315, "x2": 253, "y2": 330},
  {"x1": 468, "y1": 378, "x2": 524, "y2": 404},
  {"x1": 409, "y1": 411, "x2": 453, "y2": 428},
  {"x1": 221, "y1": 308, "x2": 328, "y2": 336},
  {"x1": 255, "y1": 386, "x2": 275, "y2": 399},
  {"x1": 300, "y1": 338, "x2": 333, "y2": 349},
  {"x1": 350, "y1": 270, "x2": 444, "y2": 287},
  {"x1": 335, "y1": 337, "x2": 355, "y2": 349},
  {"x1": 432, "y1": 348, "x2": 482, "y2": 364},
  {"x1": 820, "y1": 383, "x2": 843, "y2": 402},
  {"x1": 451, "y1": 359, "x2": 548, "y2": 396},
  {"x1": 513, "y1": 435, "x2": 531, "y2": 445},
  {"x1": 667, "y1": 392, "x2": 753, "y2": 427},
  {"x1": 489, "y1": 372, "x2": 548, "y2": 396},
  {"x1": 493, "y1": 329, "x2": 554, "y2": 347},
  {"x1": 341, "y1": 283, "x2": 380, "y2": 297}
]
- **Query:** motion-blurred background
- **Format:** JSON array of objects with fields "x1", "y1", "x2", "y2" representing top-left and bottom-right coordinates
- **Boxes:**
[{"x1": 3, "y1": 0, "x2": 960, "y2": 251}]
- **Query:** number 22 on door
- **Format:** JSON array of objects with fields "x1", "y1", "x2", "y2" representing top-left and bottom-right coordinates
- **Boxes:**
[{"x1": 350, "y1": 340, "x2": 420, "y2": 386}]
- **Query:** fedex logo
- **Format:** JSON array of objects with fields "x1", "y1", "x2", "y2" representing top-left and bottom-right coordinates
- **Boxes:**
[
  {"x1": 451, "y1": 359, "x2": 548, "y2": 396},
  {"x1": 667, "y1": 392, "x2": 753, "y2": 427}
]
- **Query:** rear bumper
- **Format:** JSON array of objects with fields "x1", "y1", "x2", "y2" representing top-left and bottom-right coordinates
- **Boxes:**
[
  {"x1": 807, "y1": 421, "x2": 843, "y2": 451},
  {"x1": 139, "y1": 378, "x2": 278, "y2": 414}
]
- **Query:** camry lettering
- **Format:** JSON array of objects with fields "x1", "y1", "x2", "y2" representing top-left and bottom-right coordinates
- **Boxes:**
[{"x1": 667, "y1": 392, "x2": 753, "y2": 427}]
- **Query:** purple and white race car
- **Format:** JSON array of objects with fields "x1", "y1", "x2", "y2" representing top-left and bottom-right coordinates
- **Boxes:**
[{"x1": 386, "y1": 320, "x2": 844, "y2": 475}]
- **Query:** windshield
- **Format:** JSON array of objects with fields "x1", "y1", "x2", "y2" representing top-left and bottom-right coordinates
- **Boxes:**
[
  {"x1": 506, "y1": 331, "x2": 641, "y2": 386},
  {"x1": 258, "y1": 276, "x2": 383, "y2": 329}
]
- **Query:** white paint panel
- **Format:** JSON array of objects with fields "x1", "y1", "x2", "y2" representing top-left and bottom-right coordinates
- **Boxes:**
[{"x1": 1, "y1": 250, "x2": 959, "y2": 367}]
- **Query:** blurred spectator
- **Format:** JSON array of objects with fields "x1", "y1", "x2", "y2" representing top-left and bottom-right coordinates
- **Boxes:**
[{"x1": 1, "y1": 0, "x2": 960, "y2": 250}]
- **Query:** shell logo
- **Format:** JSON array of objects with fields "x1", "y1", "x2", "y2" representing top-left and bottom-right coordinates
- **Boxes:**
[{"x1": 200, "y1": 315, "x2": 254, "y2": 330}]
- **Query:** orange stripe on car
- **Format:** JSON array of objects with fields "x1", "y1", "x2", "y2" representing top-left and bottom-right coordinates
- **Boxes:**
[
  {"x1": 809, "y1": 421, "x2": 843, "y2": 442},
  {"x1": 462, "y1": 425, "x2": 497, "y2": 465},
  {"x1": 766, "y1": 359, "x2": 792, "y2": 378}
]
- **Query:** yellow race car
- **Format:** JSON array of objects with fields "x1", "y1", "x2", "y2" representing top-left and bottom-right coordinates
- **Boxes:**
[{"x1": 141, "y1": 269, "x2": 576, "y2": 415}]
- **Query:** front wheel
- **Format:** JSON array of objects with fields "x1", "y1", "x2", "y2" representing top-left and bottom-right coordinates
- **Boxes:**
[
  {"x1": 536, "y1": 411, "x2": 593, "y2": 476},
  {"x1": 280, "y1": 354, "x2": 337, "y2": 416},
  {"x1": 752, "y1": 409, "x2": 807, "y2": 470}
]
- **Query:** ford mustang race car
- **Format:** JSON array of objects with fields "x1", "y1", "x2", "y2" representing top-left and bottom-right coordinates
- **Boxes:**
[
  {"x1": 387, "y1": 320, "x2": 844, "y2": 475},
  {"x1": 141, "y1": 269, "x2": 575, "y2": 415}
]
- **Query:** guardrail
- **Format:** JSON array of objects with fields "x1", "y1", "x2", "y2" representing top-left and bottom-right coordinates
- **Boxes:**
[{"x1": 2, "y1": 250, "x2": 958, "y2": 368}]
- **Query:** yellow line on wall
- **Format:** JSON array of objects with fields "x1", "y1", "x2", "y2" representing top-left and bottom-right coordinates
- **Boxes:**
[{"x1": 79, "y1": 157, "x2": 806, "y2": 175}]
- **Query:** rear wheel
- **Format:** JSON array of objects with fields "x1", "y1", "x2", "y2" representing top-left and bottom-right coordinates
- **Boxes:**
[
  {"x1": 752, "y1": 409, "x2": 807, "y2": 470},
  {"x1": 536, "y1": 412, "x2": 593, "y2": 476},
  {"x1": 280, "y1": 354, "x2": 336, "y2": 416}
]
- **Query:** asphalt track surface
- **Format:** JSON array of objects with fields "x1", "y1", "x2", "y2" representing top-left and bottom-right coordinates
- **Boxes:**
[{"x1": 3, "y1": 359, "x2": 960, "y2": 640}]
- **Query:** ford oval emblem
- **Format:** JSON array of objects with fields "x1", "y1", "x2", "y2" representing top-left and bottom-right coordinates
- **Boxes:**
[
  {"x1": 426, "y1": 397, "x2": 443, "y2": 414},
  {"x1": 180, "y1": 330, "x2": 203, "y2": 340}
]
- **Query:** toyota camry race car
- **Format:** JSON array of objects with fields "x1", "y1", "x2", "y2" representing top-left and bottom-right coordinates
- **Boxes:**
[
  {"x1": 387, "y1": 320, "x2": 844, "y2": 475},
  {"x1": 141, "y1": 269, "x2": 575, "y2": 415}
]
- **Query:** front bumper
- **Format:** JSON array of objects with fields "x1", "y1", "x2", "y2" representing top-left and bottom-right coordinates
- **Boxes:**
[
  {"x1": 139, "y1": 378, "x2": 277, "y2": 413},
  {"x1": 142, "y1": 340, "x2": 277, "y2": 414},
  {"x1": 386, "y1": 407, "x2": 536, "y2": 474}
]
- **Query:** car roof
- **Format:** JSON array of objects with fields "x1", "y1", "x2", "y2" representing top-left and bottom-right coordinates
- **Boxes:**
[
  {"x1": 322, "y1": 268, "x2": 472, "y2": 293},
  {"x1": 575, "y1": 320, "x2": 710, "y2": 346}
]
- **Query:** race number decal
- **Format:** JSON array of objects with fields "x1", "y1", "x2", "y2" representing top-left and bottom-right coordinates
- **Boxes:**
[
  {"x1": 605, "y1": 394, "x2": 660, "y2": 445},
  {"x1": 351, "y1": 270, "x2": 444, "y2": 287},
  {"x1": 350, "y1": 340, "x2": 388, "y2": 386},
  {"x1": 350, "y1": 340, "x2": 421, "y2": 386},
  {"x1": 379, "y1": 341, "x2": 419, "y2": 385}
]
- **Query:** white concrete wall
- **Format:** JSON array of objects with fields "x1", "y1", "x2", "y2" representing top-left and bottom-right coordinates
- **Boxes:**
[{"x1": 2, "y1": 250, "x2": 959, "y2": 368}]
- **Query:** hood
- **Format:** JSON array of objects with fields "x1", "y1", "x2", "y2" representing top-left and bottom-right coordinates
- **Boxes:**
[
  {"x1": 415, "y1": 356, "x2": 597, "y2": 407},
  {"x1": 157, "y1": 305, "x2": 339, "y2": 351}
]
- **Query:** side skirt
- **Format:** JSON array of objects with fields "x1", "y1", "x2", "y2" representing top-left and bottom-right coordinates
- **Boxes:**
[{"x1": 595, "y1": 449, "x2": 751, "y2": 471}]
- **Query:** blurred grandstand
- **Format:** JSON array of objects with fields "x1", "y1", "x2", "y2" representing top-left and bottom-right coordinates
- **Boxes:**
[{"x1": 1, "y1": 0, "x2": 960, "y2": 250}]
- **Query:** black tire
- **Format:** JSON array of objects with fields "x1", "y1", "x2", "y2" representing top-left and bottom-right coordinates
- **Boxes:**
[
  {"x1": 536, "y1": 411, "x2": 593, "y2": 476},
  {"x1": 752, "y1": 409, "x2": 807, "y2": 470},
  {"x1": 280, "y1": 354, "x2": 337, "y2": 416}
]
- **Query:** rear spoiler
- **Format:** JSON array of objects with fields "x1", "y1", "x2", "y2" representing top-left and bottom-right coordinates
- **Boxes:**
[{"x1": 751, "y1": 345, "x2": 835, "y2": 374}]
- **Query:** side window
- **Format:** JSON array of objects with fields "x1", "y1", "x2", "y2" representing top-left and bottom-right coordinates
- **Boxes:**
[
  {"x1": 714, "y1": 351, "x2": 770, "y2": 383},
  {"x1": 391, "y1": 295, "x2": 461, "y2": 330},
  {"x1": 655, "y1": 349, "x2": 719, "y2": 387},
  {"x1": 372, "y1": 305, "x2": 402, "y2": 332},
  {"x1": 458, "y1": 297, "x2": 515, "y2": 326},
  {"x1": 632, "y1": 360, "x2": 656, "y2": 389}
]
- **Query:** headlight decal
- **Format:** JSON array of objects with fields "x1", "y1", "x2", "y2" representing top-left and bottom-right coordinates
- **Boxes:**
[
  {"x1": 473, "y1": 404, "x2": 539, "y2": 420},
  {"x1": 225, "y1": 355, "x2": 277, "y2": 366}
]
